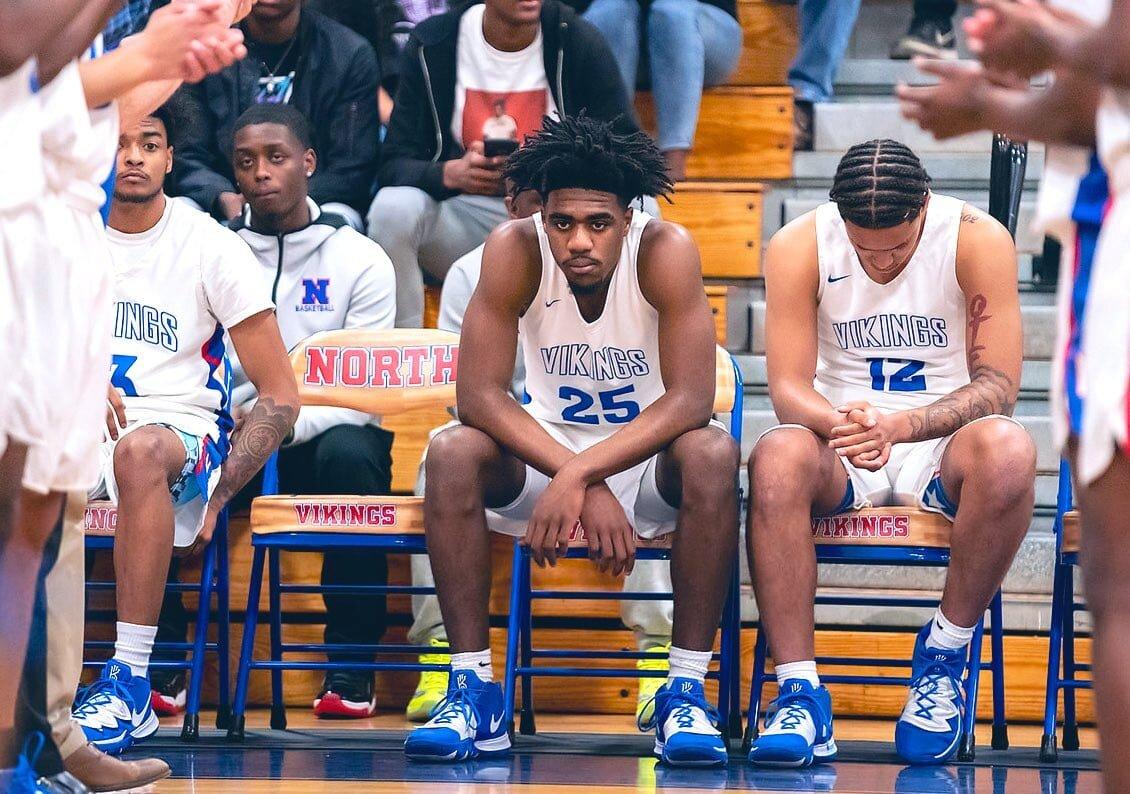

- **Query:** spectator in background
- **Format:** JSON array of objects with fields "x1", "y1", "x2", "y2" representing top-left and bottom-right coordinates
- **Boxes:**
[
  {"x1": 154, "y1": 105, "x2": 399, "y2": 720},
  {"x1": 890, "y1": 0, "x2": 957, "y2": 61},
  {"x1": 169, "y1": 0, "x2": 380, "y2": 229},
  {"x1": 581, "y1": 0, "x2": 742, "y2": 181},
  {"x1": 368, "y1": 0, "x2": 646, "y2": 328},
  {"x1": 787, "y1": 0, "x2": 860, "y2": 151}
]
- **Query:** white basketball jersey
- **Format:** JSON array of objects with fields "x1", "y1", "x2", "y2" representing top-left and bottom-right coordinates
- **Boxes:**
[
  {"x1": 0, "y1": 59, "x2": 44, "y2": 212},
  {"x1": 105, "y1": 199, "x2": 274, "y2": 443},
  {"x1": 520, "y1": 210, "x2": 666, "y2": 441},
  {"x1": 813, "y1": 193, "x2": 969, "y2": 413}
]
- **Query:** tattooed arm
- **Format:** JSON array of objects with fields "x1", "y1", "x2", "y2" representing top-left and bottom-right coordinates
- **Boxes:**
[
  {"x1": 182, "y1": 309, "x2": 299, "y2": 555},
  {"x1": 829, "y1": 207, "x2": 1022, "y2": 459}
]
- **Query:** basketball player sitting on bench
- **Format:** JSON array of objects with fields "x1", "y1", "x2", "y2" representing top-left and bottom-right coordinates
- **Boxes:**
[
  {"x1": 70, "y1": 107, "x2": 300, "y2": 755},
  {"x1": 746, "y1": 139, "x2": 1036, "y2": 768},
  {"x1": 405, "y1": 115, "x2": 740, "y2": 768}
]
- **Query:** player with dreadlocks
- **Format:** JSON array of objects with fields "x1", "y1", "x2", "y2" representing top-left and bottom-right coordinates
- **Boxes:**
[
  {"x1": 405, "y1": 114, "x2": 740, "y2": 767},
  {"x1": 745, "y1": 138, "x2": 1035, "y2": 767}
]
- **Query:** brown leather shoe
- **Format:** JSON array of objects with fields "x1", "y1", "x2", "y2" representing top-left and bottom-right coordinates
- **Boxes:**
[{"x1": 63, "y1": 743, "x2": 170, "y2": 793}]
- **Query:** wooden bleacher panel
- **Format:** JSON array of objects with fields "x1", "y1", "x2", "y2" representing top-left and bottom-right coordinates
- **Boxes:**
[
  {"x1": 1063, "y1": 510, "x2": 1080, "y2": 553},
  {"x1": 423, "y1": 283, "x2": 440, "y2": 330},
  {"x1": 705, "y1": 286, "x2": 728, "y2": 346},
  {"x1": 731, "y1": 0, "x2": 797, "y2": 86},
  {"x1": 636, "y1": 88, "x2": 794, "y2": 180},
  {"x1": 665, "y1": 182, "x2": 763, "y2": 279}
]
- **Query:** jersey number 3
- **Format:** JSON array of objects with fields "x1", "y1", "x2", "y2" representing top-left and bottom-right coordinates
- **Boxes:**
[
  {"x1": 868, "y1": 358, "x2": 926, "y2": 392},
  {"x1": 111, "y1": 354, "x2": 140, "y2": 397},
  {"x1": 559, "y1": 385, "x2": 641, "y2": 425}
]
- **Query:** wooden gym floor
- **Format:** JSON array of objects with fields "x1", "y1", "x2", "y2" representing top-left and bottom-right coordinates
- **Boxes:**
[{"x1": 125, "y1": 709, "x2": 1102, "y2": 793}]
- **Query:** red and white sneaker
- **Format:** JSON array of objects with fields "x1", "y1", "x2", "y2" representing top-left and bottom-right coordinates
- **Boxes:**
[
  {"x1": 150, "y1": 671, "x2": 187, "y2": 717},
  {"x1": 313, "y1": 671, "x2": 377, "y2": 719}
]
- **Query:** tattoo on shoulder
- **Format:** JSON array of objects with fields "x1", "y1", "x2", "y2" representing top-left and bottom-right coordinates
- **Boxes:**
[{"x1": 960, "y1": 212, "x2": 979, "y2": 224}]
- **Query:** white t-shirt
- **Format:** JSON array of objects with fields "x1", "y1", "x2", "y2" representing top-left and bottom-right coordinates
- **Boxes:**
[
  {"x1": 105, "y1": 198, "x2": 274, "y2": 442},
  {"x1": 451, "y1": 4, "x2": 558, "y2": 149}
]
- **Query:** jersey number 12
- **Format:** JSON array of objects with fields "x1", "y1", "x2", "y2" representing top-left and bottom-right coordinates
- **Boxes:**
[{"x1": 868, "y1": 358, "x2": 926, "y2": 392}]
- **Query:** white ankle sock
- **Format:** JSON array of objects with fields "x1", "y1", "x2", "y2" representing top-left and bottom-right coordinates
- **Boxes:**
[
  {"x1": 114, "y1": 621, "x2": 157, "y2": 679},
  {"x1": 775, "y1": 660, "x2": 820, "y2": 688},
  {"x1": 667, "y1": 646, "x2": 711, "y2": 684},
  {"x1": 927, "y1": 609, "x2": 976, "y2": 651},
  {"x1": 450, "y1": 649, "x2": 493, "y2": 682}
]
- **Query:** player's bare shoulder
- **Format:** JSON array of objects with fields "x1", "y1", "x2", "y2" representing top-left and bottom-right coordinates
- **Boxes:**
[
  {"x1": 638, "y1": 216, "x2": 698, "y2": 270},
  {"x1": 764, "y1": 209, "x2": 820, "y2": 287},
  {"x1": 480, "y1": 215, "x2": 542, "y2": 306},
  {"x1": 956, "y1": 203, "x2": 1014, "y2": 252}
]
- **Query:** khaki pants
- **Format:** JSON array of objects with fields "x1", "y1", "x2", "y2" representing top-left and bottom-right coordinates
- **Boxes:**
[{"x1": 46, "y1": 491, "x2": 87, "y2": 761}]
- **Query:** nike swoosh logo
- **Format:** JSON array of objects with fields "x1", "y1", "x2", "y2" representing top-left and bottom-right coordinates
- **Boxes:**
[
  {"x1": 489, "y1": 713, "x2": 504, "y2": 733},
  {"x1": 545, "y1": 299, "x2": 562, "y2": 307},
  {"x1": 827, "y1": 274, "x2": 851, "y2": 283}
]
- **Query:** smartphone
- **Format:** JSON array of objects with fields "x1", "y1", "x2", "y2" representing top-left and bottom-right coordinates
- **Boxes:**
[{"x1": 484, "y1": 138, "x2": 519, "y2": 158}]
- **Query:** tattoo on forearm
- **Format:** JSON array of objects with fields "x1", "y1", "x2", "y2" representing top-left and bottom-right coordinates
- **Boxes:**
[
  {"x1": 904, "y1": 364, "x2": 1016, "y2": 442},
  {"x1": 211, "y1": 397, "x2": 297, "y2": 507}
]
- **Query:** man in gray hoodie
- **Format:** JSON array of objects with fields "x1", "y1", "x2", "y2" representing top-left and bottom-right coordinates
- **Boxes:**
[{"x1": 153, "y1": 103, "x2": 399, "y2": 720}]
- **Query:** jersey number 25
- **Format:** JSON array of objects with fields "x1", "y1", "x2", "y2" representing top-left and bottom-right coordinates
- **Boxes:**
[{"x1": 559, "y1": 385, "x2": 641, "y2": 424}]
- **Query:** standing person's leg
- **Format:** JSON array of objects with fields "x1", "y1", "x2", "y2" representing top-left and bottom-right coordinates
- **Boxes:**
[
  {"x1": 43, "y1": 492, "x2": 171, "y2": 790},
  {"x1": 367, "y1": 186, "x2": 442, "y2": 328},
  {"x1": 0, "y1": 443, "x2": 31, "y2": 783},
  {"x1": 12, "y1": 491, "x2": 66, "y2": 783},
  {"x1": 1073, "y1": 448, "x2": 1130, "y2": 793},
  {"x1": 890, "y1": 0, "x2": 958, "y2": 59},
  {"x1": 581, "y1": 0, "x2": 642, "y2": 94},
  {"x1": 746, "y1": 426, "x2": 852, "y2": 768},
  {"x1": 645, "y1": 0, "x2": 741, "y2": 180},
  {"x1": 787, "y1": 0, "x2": 863, "y2": 149},
  {"x1": 642, "y1": 425, "x2": 738, "y2": 767}
]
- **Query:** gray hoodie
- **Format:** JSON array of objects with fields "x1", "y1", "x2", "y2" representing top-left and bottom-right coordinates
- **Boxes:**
[{"x1": 229, "y1": 198, "x2": 397, "y2": 445}]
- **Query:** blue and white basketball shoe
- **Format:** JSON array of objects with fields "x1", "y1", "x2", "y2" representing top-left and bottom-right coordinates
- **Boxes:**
[
  {"x1": 748, "y1": 679, "x2": 836, "y2": 767},
  {"x1": 71, "y1": 659, "x2": 159, "y2": 755},
  {"x1": 639, "y1": 677, "x2": 727, "y2": 767},
  {"x1": 895, "y1": 624, "x2": 967, "y2": 764},
  {"x1": 404, "y1": 672, "x2": 511, "y2": 761}
]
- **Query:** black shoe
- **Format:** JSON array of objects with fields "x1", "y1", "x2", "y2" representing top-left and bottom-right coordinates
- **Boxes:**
[
  {"x1": 793, "y1": 100, "x2": 814, "y2": 152},
  {"x1": 314, "y1": 669, "x2": 377, "y2": 719},
  {"x1": 149, "y1": 669, "x2": 187, "y2": 716},
  {"x1": 891, "y1": 16, "x2": 958, "y2": 60}
]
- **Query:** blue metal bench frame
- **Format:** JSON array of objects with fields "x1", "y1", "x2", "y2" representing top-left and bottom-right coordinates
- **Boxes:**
[
  {"x1": 84, "y1": 510, "x2": 230, "y2": 740},
  {"x1": 743, "y1": 537, "x2": 1008, "y2": 761},
  {"x1": 1040, "y1": 459, "x2": 1089, "y2": 763},
  {"x1": 503, "y1": 353, "x2": 745, "y2": 742},
  {"x1": 226, "y1": 456, "x2": 444, "y2": 739}
]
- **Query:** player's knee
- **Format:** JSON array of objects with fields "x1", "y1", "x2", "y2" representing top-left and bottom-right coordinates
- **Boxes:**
[
  {"x1": 113, "y1": 431, "x2": 174, "y2": 490},
  {"x1": 748, "y1": 427, "x2": 822, "y2": 505},
  {"x1": 424, "y1": 426, "x2": 495, "y2": 488},
  {"x1": 968, "y1": 419, "x2": 1037, "y2": 480},
  {"x1": 678, "y1": 428, "x2": 739, "y2": 502}
]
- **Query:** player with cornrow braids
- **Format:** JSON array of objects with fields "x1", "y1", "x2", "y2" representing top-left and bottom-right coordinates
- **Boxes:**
[{"x1": 746, "y1": 138, "x2": 1037, "y2": 767}]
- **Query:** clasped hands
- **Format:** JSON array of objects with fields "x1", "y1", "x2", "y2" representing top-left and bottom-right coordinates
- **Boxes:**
[
  {"x1": 521, "y1": 464, "x2": 637, "y2": 577},
  {"x1": 828, "y1": 401, "x2": 911, "y2": 472}
]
